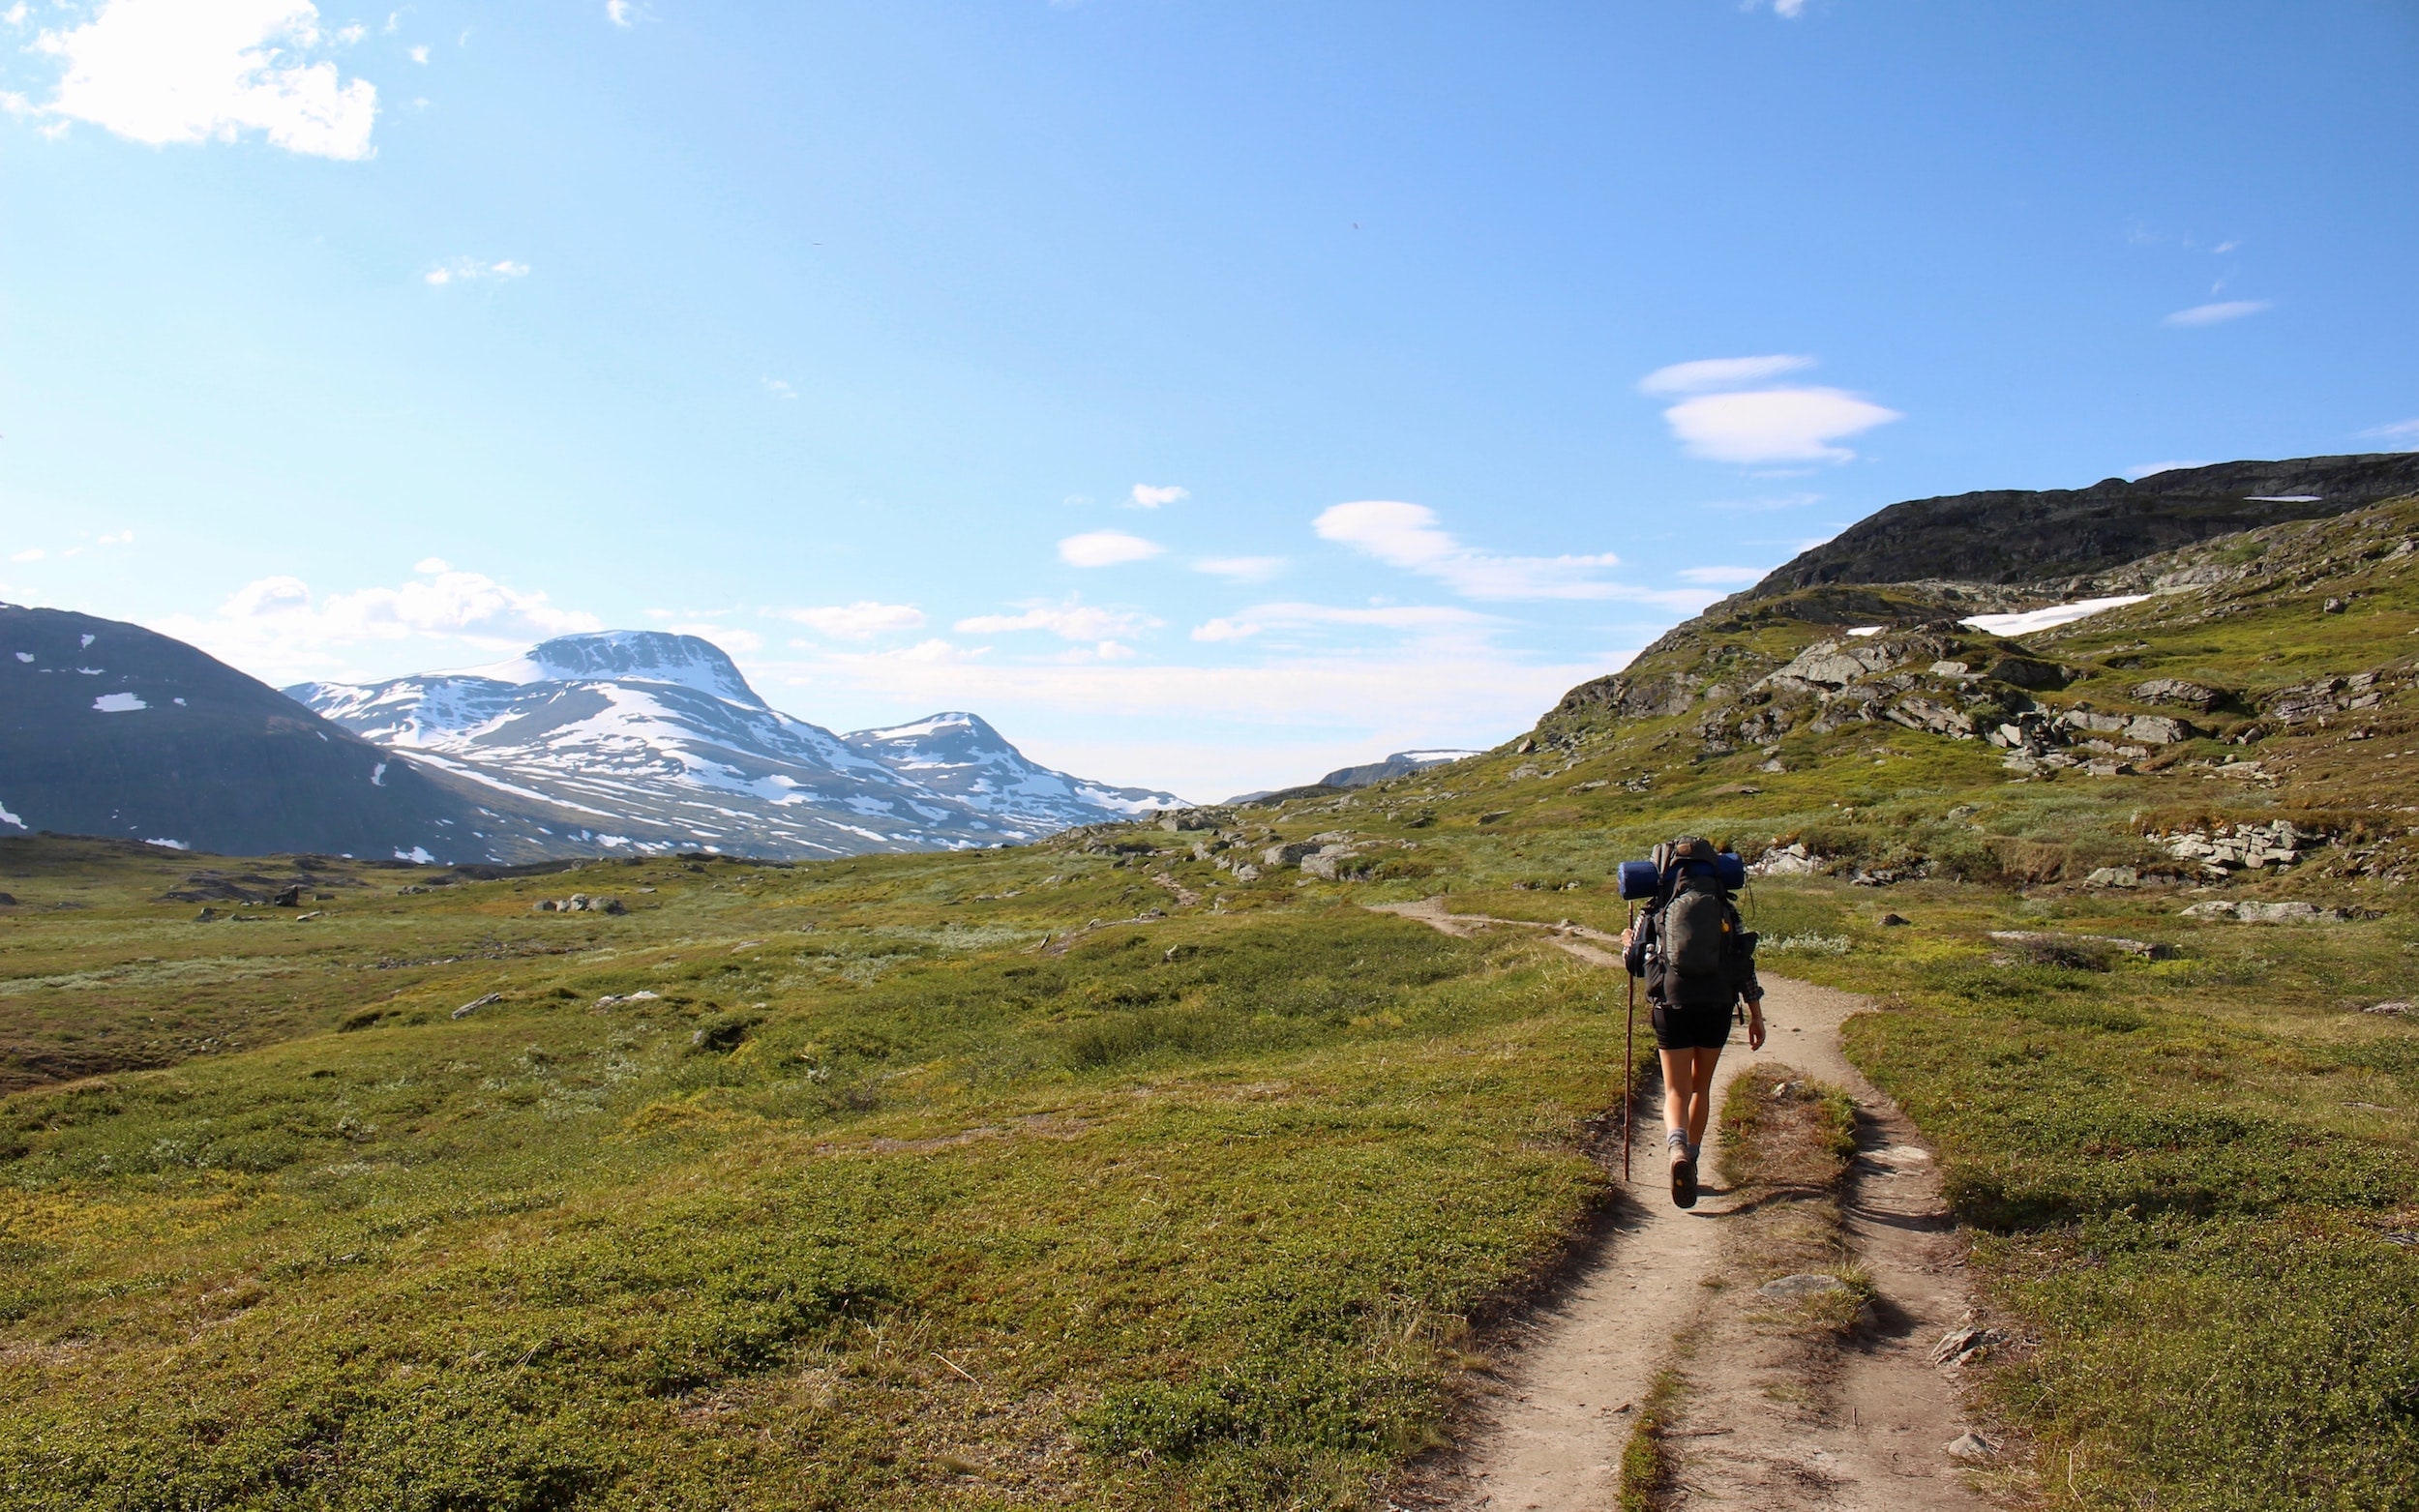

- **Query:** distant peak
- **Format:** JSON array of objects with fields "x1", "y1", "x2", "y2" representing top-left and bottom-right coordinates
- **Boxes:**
[
  {"x1": 462, "y1": 631, "x2": 764, "y2": 705},
  {"x1": 851, "y1": 711, "x2": 1000, "y2": 743}
]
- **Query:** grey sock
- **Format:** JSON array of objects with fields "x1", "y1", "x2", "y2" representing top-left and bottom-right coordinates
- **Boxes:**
[
  {"x1": 1687, "y1": 1142, "x2": 1703, "y2": 1166},
  {"x1": 1666, "y1": 1128, "x2": 1687, "y2": 1152}
]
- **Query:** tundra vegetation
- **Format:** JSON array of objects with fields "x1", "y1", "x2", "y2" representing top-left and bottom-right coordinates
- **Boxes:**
[{"x1": 5, "y1": 495, "x2": 2418, "y2": 1510}]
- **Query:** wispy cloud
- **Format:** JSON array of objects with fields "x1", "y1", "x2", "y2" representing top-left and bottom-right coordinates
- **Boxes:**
[
  {"x1": 1642, "y1": 355, "x2": 1899, "y2": 466},
  {"x1": 2165, "y1": 299, "x2": 2271, "y2": 328},
  {"x1": 406, "y1": 43, "x2": 426, "y2": 63},
  {"x1": 1313, "y1": 500, "x2": 1655, "y2": 601},
  {"x1": 1194, "y1": 555, "x2": 1287, "y2": 583},
  {"x1": 1676, "y1": 565, "x2": 1768, "y2": 586},
  {"x1": 1637, "y1": 354, "x2": 1815, "y2": 397},
  {"x1": 1059, "y1": 530, "x2": 1163, "y2": 568},
  {"x1": 10, "y1": 548, "x2": 43, "y2": 563},
  {"x1": 425, "y1": 256, "x2": 529, "y2": 286},
  {"x1": 1127, "y1": 484, "x2": 1188, "y2": 509},
  {"x1": 31, "y1": 0, "x2": 379, "y2": 160},
  {"x1": 605, "y1": 0, "x2": 638, "y2": 26},
  {"x1": 670, "y1": 622, "x2": 761, "y2": 652},
  {"x1": 770, "y1": 602, "x2": 927, "y2": 639},
  {"x1": 2358, "y1": 418, "x2": 2419, "y2": 451},
  {"x1": 1190, "y1": 602, "x2": 1497, "y2": 644},
  {"x1": 762, "y1": 377, "x2": 797, "y2": 400},
  {"x1": 153, "y1": 565, "x2": 601, "y2": 682},
  {"x1": 955, "y1": 600, "x2": 1159, "y2": 643}
]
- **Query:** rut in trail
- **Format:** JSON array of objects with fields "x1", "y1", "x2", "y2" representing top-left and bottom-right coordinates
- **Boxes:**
[{"x1": 1372, "y1": 901, "x2": 1991, "y2": 1511}]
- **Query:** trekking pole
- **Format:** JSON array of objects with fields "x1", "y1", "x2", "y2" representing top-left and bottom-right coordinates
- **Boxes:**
[{"x1": 1623, "y1": 904, "x2": 1635, "y2": 1184}]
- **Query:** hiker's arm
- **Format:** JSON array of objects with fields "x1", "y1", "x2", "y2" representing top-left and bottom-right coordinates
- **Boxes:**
[{"x1": 1622, "y1": 918, "x2": 1650, "y2": 976}]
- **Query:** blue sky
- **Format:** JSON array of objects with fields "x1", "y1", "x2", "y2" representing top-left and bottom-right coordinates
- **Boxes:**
[{"x1": 3, "y1": 0, "x2": 2414, "y2": 799}]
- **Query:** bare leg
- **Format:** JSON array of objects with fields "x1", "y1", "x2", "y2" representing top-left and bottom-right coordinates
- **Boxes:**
[
  {"x1": 1659, "y1": 1046, "x2": 1697, "y2": 1145},
  {"x1": 1684, "y1": 1046, "x2": 1724, "y2": 1147}
]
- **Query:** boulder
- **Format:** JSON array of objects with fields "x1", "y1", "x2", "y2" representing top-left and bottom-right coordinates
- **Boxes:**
[
  {"x1": 2084, "y1": 866, "x2": 2140, "y2": 888},
  {"x1": 2181, "y1": 899, "x2": 2348, "y2": 924},
  {"x1": 1986, "y1": 656, "x2": 2070, "y2": 690},
  {"x1": 1261, "y1": 841, "x2": 1320, "y2": 868},
  {"x1": 2132, "y1": 677, "x2": 2224, "y2": 712},
  {"x1": 271, "y1": 884, "x2": 304, "y2": 907},
  {"x1": 2124, "y1": 714, "x2": 2195, "y2": 745},
  {"x1": 452, "y1": 993, "x2": 502, "y2": 1020}
]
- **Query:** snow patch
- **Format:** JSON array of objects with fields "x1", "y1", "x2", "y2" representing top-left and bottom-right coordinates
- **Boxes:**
[
  {"x1": 1845, "y1": 626, "x2": 1884, "y2": 637},
  {"x1": 1962, "y1": 595, "x2": 2151, "y2": 637},
  {"x1": 13, "y1": 653, "x2": 29, "y2": 663},
  {"x1": 395, "y1": 845, "x2": 435, "y2": 864},
  {"x1": 144, "y1": 838, "x2": 191, "y2": 850},
  {"x1": 0, "y1": 800, "x2": 22, "y2": 829},
  {"x1": 79, "y1": 634, "x2": 95, "y2": 648},
  {"x1": 2244, "y1": 494, "x2": 2321, "y2": 503},
  {"x1": 371, "y1": 762, "x2": 388, "y2": 786},
  {"x1": 93, "y1": 692, "x2": 148, "y2": 713}
]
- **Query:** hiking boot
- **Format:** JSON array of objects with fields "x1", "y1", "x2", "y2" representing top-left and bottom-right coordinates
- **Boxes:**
[{"x1": 1671, "y1": 1153, "x2": 1698, "y2": 1209}]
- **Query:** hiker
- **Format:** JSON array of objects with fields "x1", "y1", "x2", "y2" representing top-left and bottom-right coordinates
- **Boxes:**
[{"x1": 1621, "y1": 838, "x2": 1764, "y2": 1209}]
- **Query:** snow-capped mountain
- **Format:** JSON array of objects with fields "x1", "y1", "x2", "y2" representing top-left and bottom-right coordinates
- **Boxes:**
[
  {"x1": 290, "y1": 632, "x2": 1184, "y2": 857},
  {"x1": 844, "y1": 712, "x2": 1180, "y2": 831}
]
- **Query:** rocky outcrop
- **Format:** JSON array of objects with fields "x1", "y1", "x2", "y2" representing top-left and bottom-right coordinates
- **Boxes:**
[{"x1": 1748, "y1": 454, "x2": 2419, "y2": 594}]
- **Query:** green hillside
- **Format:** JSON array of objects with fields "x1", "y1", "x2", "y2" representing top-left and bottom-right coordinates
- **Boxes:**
[{"x1": 5, "y1": 494, "x2": 2419, "y2": 1510}]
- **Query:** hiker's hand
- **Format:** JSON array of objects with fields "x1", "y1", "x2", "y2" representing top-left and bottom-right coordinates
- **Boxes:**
[
  {"x1": 1620, "y1": 926, "x2": 1634, "y2": 951},
  {"x1": 1747, "y1": 1008, "x2": 1767, "y2": 1051}
]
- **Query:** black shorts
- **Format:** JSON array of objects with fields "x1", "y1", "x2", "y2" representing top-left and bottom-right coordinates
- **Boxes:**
[{"x1": 1651, "y1": 1001, "x2": 1735, "y2": 1052}]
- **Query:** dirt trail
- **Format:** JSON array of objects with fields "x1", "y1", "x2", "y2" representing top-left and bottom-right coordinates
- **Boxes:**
[{"x1": 1373, "y1": 900, "x2": 1987, "y2": 1510}]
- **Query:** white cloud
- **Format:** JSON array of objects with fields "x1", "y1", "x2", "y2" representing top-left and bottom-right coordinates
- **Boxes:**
[
  {"x1": 1059, "y1": 530, "x2": 1164, "y2": 568},
  {"x1": 1194, "y1": 555, "x2": 1287, "y2": 583},
  {"x1": 425, "y1": 257, "x2": 528, "y2": 286},
  {"x1": 407, "y1": 44, "x2": 426, "y2": 63},
  {"x1": 3, "y1": 5, "x2": 29, "y2": 26},
  {"x1": 95, "y1": 530, "x2": 134, "y2": 546},
  {"x1": 605, "y1": 0, "x2": 637, "y2": 26},
  {"x1": 762, "y1": 377, "x2": 797, "y2": 400},
  {"x1": 34, "y1": 0, "x2": 378, "y2": 160},
  {"x1": 1128, "y1": 484, "x2": 1189, "y2": 509},
  {"x1": 1659, "y1": 387, "x2": 1901, "y2": 464},
  {"x1": 10, "y1": 548, "x2": 43, "y2": 563},
  {"x1": 2124, "y1": 460, "x2": 2212, "y2": 481},
  {"x1": 1769, "y1": 0, "x2": 1807, "y2": 15},
  {"x1": 2164, "y1": 299, "x2": 2271, "y2": 328},
  {"x1": 1314, "y1": 500, "x2": 1663, "y2": 601},
  {"x1": 1191, "y1": 602, "x2": 1498, "y2": 643},
  {"x1": 2358, "y1": 419, "x2": 2419, "y2": 451},
  {"x1": 955, "y1": 601, "x2": 1159, "y2": 643},
  {"x1": 153, "y1": 566, "x2": 600, "y2": 681},
  {"x1": 669, "y1": 623, "x2": 762, "y2": 653},
  {"x1": 1676, "y1": 565, "x2": 1768, "y2": 586},
  {"x1": 771, "y1": 601, "x2": 927, "y2": 639},
  {"x1": 1637, "y1": 354, "x2": 1815, "y2": 397},
  {"x1": 414, "y1": 555, "x2": 451, "y2": 574}
]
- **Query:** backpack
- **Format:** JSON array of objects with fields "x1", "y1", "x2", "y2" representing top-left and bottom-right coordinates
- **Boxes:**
[{"x1": 1654, "y1": 875, "x2": 1754, "y2": 1011}]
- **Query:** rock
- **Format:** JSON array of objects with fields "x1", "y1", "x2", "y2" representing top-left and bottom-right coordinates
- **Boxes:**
[
  {"x1": 1877, "y1": 912, "x2": 1910, "y2": 927},
  {"x1": 293, "y1": 910, "x2": 322, "y2": 922},
  {"x1": 531, "y1": 900, "x2": 558, "y2": 912},
  {"x1": 1946, "y1": 1431, "x2": 1999, "y2": 1462},
  {"x1": 2323, "y1": 596, "x2": 2347, "y2": 613},
  {"x1": 452, "y1": 993, "x2": 502, "y2": 1020},
  {"x1": 1261, "y1": 841, "x2": 1320, "y2": 868},
  {"x1": 271, "y1": 884, "x2": 304, "y2": 907},
  {"x1": 2362, "y1": 1002, "x2": 2412, "y2": 1017},
  {"x1": 1477, "y1": 811, "x2": 1510, "y2": 825},
  {"x1": 594, "y1": 990, "x2": 661, "y2": 1008},
  {"x1": 1931, "y1": 1323, "x2": 2008, "y2": 1366},
  {"x1": 1230, "y1": 864, "x2": 1262, "y2": 882},
  {"x1": 1156, "y1": 810, "x2": 1212, "y2": 831},
  {"x1": 1757, "y1": 1273, "x2": 1852, "y2": 1303},
  {"x1": 1986, "y1": 656, "x2": 2070, "y2": 690},
  {"x1": 194, "y1": 906, "x2": 219, "y2": 922},
  {"x1": 2081, "y1": 759, "x2": 2133, "y2": 778},
  {"x1": 601, "y1": 898, "x2": 627, "y2": 915},
  {"x1": 2132, "y1": 677, "x2": 2224, "y2": 712},
  {"x1": 1929, "y1": 660, "x2": 1972, "y2": 677},
  {"x1": 2084, "y1": 866, "x2": 2140, "y2": 889},
  {"x1": 2181, "y1": 900, "x2": 2348, "y2": 924},
  {"x1": 2124, "y1": 714, "x2": 2195, "y2": 745},
  {"x1": 1750, "y1": 844, "x2": 1822, "y2": 876},
  {"x1": 1989, "y1": 929, "x2": 2176, "y2": 961},
  {"x1": 1299, "y1": 845, "x2": 1365, "y2": 880}
]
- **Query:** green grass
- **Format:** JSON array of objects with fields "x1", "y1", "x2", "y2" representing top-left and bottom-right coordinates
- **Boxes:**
[
  {"x1": 0, "y1": 844, "x2": 1637, "y2": 1510},
  {"x1": 7, "y1": 498, "x2": 2419, "y2": 1508}
]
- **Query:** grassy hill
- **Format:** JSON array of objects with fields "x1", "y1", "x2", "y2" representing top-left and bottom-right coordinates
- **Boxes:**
[{"x1": 5, "y1": 492, "x2": 2419, "y2": 1509}]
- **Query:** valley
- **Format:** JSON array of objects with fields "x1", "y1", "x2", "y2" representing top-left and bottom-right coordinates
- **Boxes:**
[{"x1": 4, "y1": 460, "x2": 2417, "y2": 1509}]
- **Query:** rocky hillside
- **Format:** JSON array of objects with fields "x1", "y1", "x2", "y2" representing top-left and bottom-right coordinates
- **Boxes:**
[
  {"x1": 1750, "y1": 452, "x2": 2419, "y2": 595},
  {"x1": 0, "y1": 606, "x2": 618, "y2": 862}
]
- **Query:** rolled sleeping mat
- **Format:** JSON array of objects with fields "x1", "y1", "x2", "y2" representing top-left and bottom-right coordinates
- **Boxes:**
[
  {"x1": 1617, "y1": 860, "x2": 1660, "y2": 899},
  {"x1": 1714, "y1": 851, "x2": 1747, "y2": 891}
]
